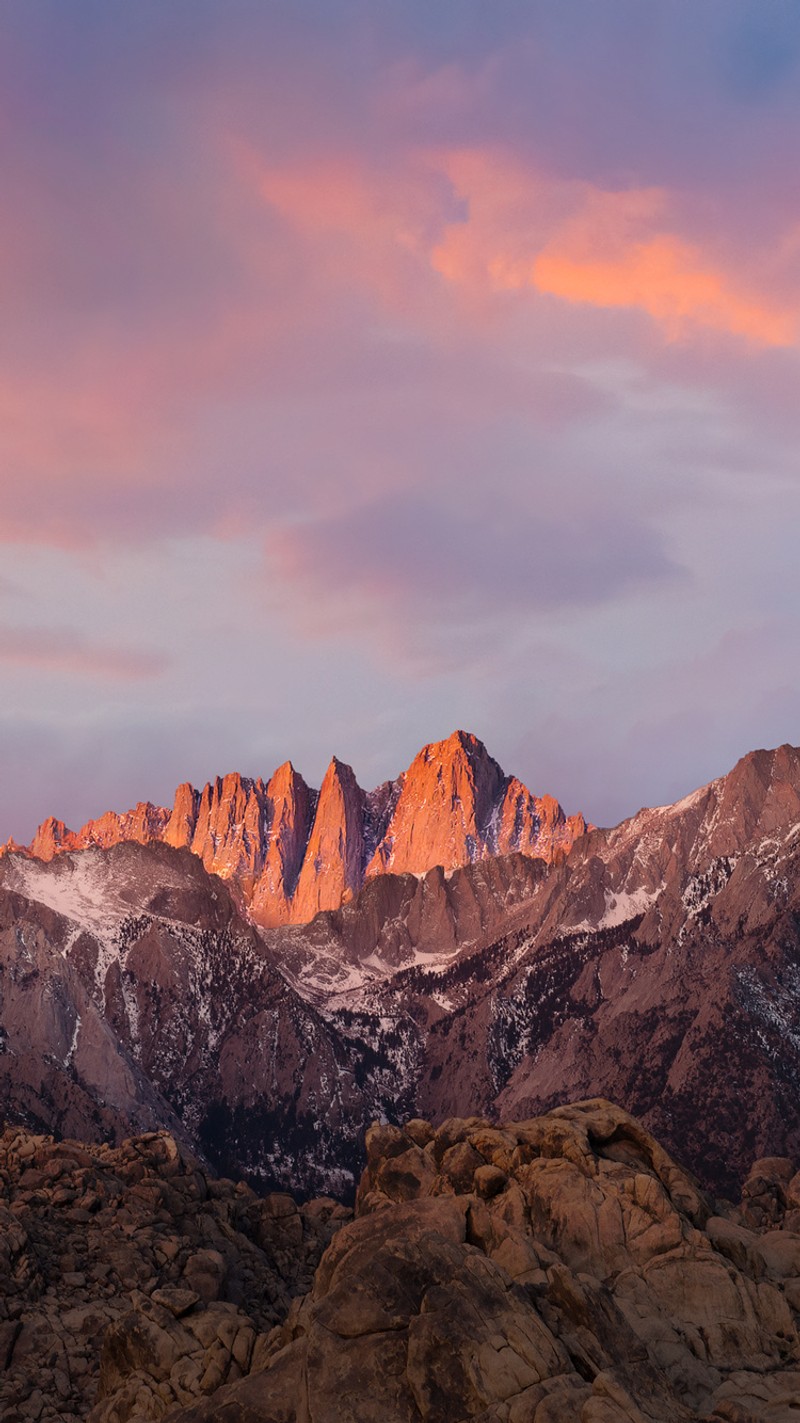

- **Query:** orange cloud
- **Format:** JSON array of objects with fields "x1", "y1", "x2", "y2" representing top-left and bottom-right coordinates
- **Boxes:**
[
  {"x1": 238, "y1": 141, "x2": 445, "y2": 270},
  {"x1": 534, "y1": 234, "x2": 794, "y2": 346},
  {"x1": 242, "y1": 140, "x2": 793, "y2": 351},
  {"x1": 428, "y1": 150, "x2": 795, "y2": 346},
  {"x1": 428, "y1": 147, "x2": 557, "y2": 289}
]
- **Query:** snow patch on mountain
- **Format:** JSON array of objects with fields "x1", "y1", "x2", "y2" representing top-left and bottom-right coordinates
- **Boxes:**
[
  {"x1": 5, "y1": 853, "x2": 118, "y2": 940},
  {"x1": 682, "y1": 857, "x2": 737, "y2": 918},
  {"x1": 600, "y1": 885, "x2": 659, "y2": 928}
]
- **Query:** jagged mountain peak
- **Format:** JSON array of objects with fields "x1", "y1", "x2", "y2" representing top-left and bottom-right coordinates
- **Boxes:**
[
  {"x1": 7, "y1": 732, "x2": 585, "y2": 925},
  {"x1": 269, "y1": 757, "x2": 299, "y2": 780},
  {"x1": 321, "y1": 753, "x2": 360, "y2": 784},
  {"x1": 417, "y1": 727, "x2": 497, "y2": 768},
  {"x1": 425, "y1": 727, "x2": 482, "y2": 751},
  {"x1": 365, "y1": 730, "x2": 506, "y2": 879}
]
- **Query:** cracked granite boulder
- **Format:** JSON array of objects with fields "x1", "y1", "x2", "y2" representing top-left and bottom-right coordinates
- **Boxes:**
[
  {"x1": 5, "y1": 1101, "x2": 800, "y2": 1421},
  {"x1": 168, "y1": 1100, "x2": 800, "y2": 1423}
]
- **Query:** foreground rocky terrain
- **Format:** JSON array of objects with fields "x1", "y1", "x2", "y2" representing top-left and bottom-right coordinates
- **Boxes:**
[
  {"x1": 6, "y1": 1101, "x2": 800, "y2": 1421},
  {"x1": 0, "y1": 1124, "x2": 349, "y2": 1422}
]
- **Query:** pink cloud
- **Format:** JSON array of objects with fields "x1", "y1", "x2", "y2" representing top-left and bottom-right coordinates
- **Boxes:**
[
  {"x1": 0, "y1": 625, "x2": 167, "y2": 679},
  {"x1": 534, "y1": 234, "x2": 794, "y2": 348},
  {"x1": 236, "y1": 138, "x2": 464, "y2": 320},
  {"x1": 0, "y1": 110, "x2": 797, "y2": 568},
  {"x1": 428, "y1": 151, "x2": 796, "y2": 345}
]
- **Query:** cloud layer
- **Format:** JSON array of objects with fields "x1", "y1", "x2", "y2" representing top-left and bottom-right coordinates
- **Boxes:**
[{"x1": 1, "y1": 1, "x2": 800, "y2": 837}]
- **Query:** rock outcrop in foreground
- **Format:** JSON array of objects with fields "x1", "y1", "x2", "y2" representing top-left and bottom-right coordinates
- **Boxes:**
[
  {"x1": 5, "y1": 1101, "x2": 800, "y2": 1422},
  {"x1": 0, "y1": 1127, "x2": 349, "y2": 1423}
]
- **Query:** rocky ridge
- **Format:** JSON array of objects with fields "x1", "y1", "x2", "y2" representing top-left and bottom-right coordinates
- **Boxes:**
[
  {"x1": 4, "y1": 732, "x2": 587, "y2": 926},
  {"x1": 6, "y1": 1102, "x2": 800, "y2": 1421},
  {"x1": 5, "y1": 742, "x2": 800, "y2": 1201},
  {"x1": 0, "y1": 840, "x2": 419, "y2": 1200}
]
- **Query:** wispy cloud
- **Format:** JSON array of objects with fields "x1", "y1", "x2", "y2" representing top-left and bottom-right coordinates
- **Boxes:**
[
  {"x1": 262, "y1": 487, "x2": 685, "y2": 683},
  {"x1": 0, "y1": 626, "x2": 168, "y2": 680}
]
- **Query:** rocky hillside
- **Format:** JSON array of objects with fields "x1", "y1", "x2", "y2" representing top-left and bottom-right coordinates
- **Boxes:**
[
  {"x1": 5, "y1": 1102, "x2": 800, "y2": 1422},
  {"x1": 0, "y1": 840, "x2": 424, "y2": 1199},
  {"x1": 426, "y1": 741, "x2": 800, "y2": 1193},
  {"x1": 265, "y1": 739, "x2": 800, "y2": 1196},
  {"x1": 0, "y1": 1124, "x2": 349, "y2": 1423},
  {"x1": 3, "y1": 732, "x2": 587, "y2": 925},
  {"x1": 3, "y1": 740, "x2": 800, "y2": 1202}
]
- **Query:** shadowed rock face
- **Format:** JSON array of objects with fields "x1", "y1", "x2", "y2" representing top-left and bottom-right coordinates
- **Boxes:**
[
  {"x1": 0, "y1": 1125, "x2": 350, "y2": 1423},
  {"x1": 8, "y1": 731, "x2": 587, "y2": 926},
  {"x1": 421, "y1": 741, "x2": 800, "y2": 1197}
]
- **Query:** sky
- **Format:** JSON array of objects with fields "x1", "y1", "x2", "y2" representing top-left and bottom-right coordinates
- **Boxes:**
[{"x1": 3, "y1": 0, "x2": 800, "y2": 840}]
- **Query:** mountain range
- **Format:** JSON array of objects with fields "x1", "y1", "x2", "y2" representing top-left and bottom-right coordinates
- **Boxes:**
[
  {"x1": 3, "y1": 730, "x2": 800, "y2": 1209},
  {"x1": 5, "y1": 731, "x2": 587, "y2": 926}
]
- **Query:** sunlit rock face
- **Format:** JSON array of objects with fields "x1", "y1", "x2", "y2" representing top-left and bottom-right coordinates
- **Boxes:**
[
  {"x1": 249, "y1": 761, "x2": 317, "y2": 926},
  {"x1": 10, "y1": 731, "x2": 587, "y2": 926},
  {"x1": 290, "y1": 757, "x2": 367, "y2": 922}
]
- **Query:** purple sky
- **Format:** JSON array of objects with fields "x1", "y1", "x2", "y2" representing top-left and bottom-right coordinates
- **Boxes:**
[{"x1": 3, "y1": 0, "x2": 800, "y2": 840}]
